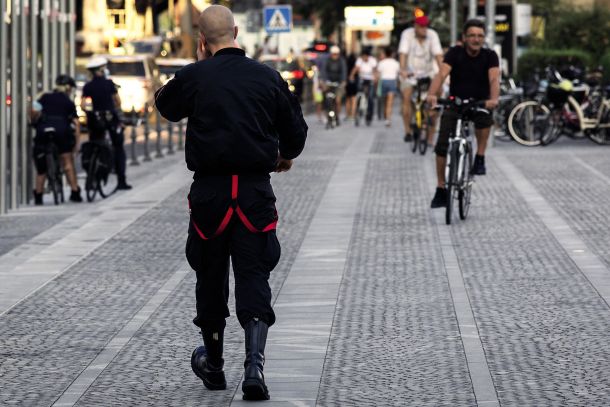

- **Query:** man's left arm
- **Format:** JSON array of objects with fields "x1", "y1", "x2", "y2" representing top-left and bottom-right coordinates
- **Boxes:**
[
  {"x1": 486, "y1": 67, "x2": 500, "y2": 110},
  {"x1": 431, "y1": 31, "x2": 444, "y2": 76}
]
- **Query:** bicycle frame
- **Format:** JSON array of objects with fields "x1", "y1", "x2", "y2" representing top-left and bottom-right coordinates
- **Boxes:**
[{"x1": 445, "y1": 118, "x2": 470, "y2": 188}]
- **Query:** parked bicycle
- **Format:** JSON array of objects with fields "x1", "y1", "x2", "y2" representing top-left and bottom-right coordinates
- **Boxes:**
[
  {"x1": 42, "y1": 128, "x2": 65, "y2": 205},
  {"x1": 82, "y1": 111, "x2": 119, "y2": 202},
  {"x1": 507, "y1": 67, "x2": 610, "y2": 146},
  {"x1": 437, "y1": 97, "x2": 489, "y2": 225},
  {"x1": 411, "y1": 77, "x2": 431, "y2": 155}
]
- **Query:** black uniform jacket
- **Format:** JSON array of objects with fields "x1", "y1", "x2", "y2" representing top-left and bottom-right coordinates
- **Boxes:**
[
  {"x1": 155, "y1": 47, "x2": 308, "y2": 237},
  {"x1": 155, "y1": 47, "x2": 308, "y2": 176}
]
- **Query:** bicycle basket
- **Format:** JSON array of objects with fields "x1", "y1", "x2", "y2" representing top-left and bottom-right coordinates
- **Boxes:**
[{"x1": 546, "y1": 82, "x2": 571, "y2": 106}]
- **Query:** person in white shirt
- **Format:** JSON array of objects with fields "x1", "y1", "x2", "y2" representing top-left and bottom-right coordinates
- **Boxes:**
[
  {"x1": 398, "y1": 15, "x2": 443, "y2": 143},
  {"x1": 349, "y1": 48, "x2": 377, "y2": 124},
  {"x1": 375, "y1": 47, "x2": 401, "y2": 127}
]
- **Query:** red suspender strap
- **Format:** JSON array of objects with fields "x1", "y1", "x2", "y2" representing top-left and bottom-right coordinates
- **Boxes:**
[
  {"x1": 189, "y1": 175, "x2": 278, "y2": 239},
  {"x1": 231, "y1": 175, "x2": 238, "y2": 200}
]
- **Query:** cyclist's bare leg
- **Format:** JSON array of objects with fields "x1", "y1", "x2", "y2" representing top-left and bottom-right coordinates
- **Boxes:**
[
  {"x1": 346, "y1": 95, "x2": 356, "y2": 118},
  {"x1": 401, "y1": 86, "x2": 414, "y2": 134},
  {"x1": 475, "y1": 127, "x2": 491, "y2": 156},
  {"x1": 35, "y1": 174, "x2": 46, "y2": 194},
  {"x1": 60, "y1": 153, "x2": 79, "y2": 191},
  {"x1": 436, "y1": 155, "x2": 446, "y2": 188}
]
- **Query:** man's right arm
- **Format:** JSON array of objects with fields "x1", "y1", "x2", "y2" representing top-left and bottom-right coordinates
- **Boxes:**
[
  {"x1": 275, "y1": 73, "x2": 308, "y2": 160},
  {"x1": 155, "y1": 69, "x2": 193, "y2": 122},
  {"x1": 427, "y1": 62, "x2": 452, "y2": 106}
]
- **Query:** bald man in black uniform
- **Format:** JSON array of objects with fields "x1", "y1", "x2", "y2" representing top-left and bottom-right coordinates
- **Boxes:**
[{"x1": 155, "y1": 5, "x2": 307, "y2": 401}]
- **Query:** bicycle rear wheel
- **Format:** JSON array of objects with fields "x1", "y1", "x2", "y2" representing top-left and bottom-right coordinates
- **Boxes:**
[
  {"x1": 355, "y1": 95, "x2": 362, "y2": 127},
  {"x1": 411, "y1": 128, "x2": 420, "y2": 153},
  {"x1": 459, "y1": 145, "x2": 473, "y2": 220},
  {"x1": 539, "y1": 109, "x2": 562, "y2": 146},
  {"x1": 85, "y1": 150, "x2": 99, "y2": 202},
  {"x1": 46, "y1": 152, "x2": 60, "y2": 205},
  {"x1": 507, "y1": 101, "x2": 549, "y2": 146},
  {"x1": 445, "y1": 146, "x2": 458, "y2": 225}
]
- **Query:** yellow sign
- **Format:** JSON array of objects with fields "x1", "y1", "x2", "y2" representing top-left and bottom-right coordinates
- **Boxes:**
[
  {"x1": 344, "y1": 6, "x2": 394, "y2": 31},
  {"x1": 496, "y1": 23, "x2": 510, "y2": 33}
]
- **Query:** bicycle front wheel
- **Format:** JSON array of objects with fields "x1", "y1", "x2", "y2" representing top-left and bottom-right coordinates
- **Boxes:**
[
  {"x1": 507, "y1": 101, "x2": 549, "y2": 146},
  {"x1": 445, "y1": 146, "x2": 459, "y2": 225},
  {"x1": 459, "y1": 145, "x2": 473, "y2": 220}
]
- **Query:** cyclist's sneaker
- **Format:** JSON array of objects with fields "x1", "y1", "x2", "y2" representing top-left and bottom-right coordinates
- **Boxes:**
[
  {"x1": 472, "y1": 155, "x2": 486, "y2": 175},
  {"x1": 33, "y1": 190, "x2": 43, "y2": 206},
  {"x1": 403, "y1": 133, "x2": 413, "y2": 142},
  {"x1": 70, "y1": 188, "x2": 83, "y2": 203},
  {"x1": 117, "y1": 182, "x2": 133, "y2": 190},
  {"x1": 430, "y1": 187, "x2": 448, "y2": 208},
  {"x1": 385, "y1": 120, "x2": 391, "y2": 127}
]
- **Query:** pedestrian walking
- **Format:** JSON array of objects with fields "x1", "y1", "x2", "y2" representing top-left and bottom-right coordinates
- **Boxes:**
[
  {"x1": 376, "y1": 47, "x2": 401, "y2": 127},
  {"x1": 155, "y1": 5, "x2": 308, "y2": 401}
]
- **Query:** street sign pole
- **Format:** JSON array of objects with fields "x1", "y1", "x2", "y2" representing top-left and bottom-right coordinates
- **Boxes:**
[
  {"x1": 450, "y1": 0, "x2": 457, "y2": 45},
  {"x1": 469, "y1": 0, "x2": 477, "y2": 19},
  {"x1": 486, "y1": 0, "x2": 496, "y2": 48},
  {"x1": 68, "y1": 0, "x2": 74, "y2": 78},
  {"x1": 10, "y1": 0, "x2": 20, "y2": 209},
  {"x1": 42, "y1": 0, "x2": 49, "y2": 91},
  {"x1": 20, "y1": 0, "x2": 28, "y2": 203},
  {"x1": 0, "y1": 0, "x2": 8, "y2": 213}
]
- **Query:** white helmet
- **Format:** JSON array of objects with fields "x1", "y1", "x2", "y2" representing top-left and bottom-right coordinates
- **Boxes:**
[
  {"x1": 86, "y1": 56, "x2": 108, "y2": 70},
  {"x1": 330, "y1": 45, "x2": 340, "y2": 54}
]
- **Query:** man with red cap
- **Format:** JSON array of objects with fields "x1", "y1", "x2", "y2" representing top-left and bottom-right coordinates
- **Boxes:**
[{"x1": 398, "y1": 14, "x2": 443, "y2": 145}]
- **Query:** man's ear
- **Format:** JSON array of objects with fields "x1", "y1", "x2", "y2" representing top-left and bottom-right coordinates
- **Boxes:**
[
  {"x1": 234, "y1": 26, "x2": 239, "y2": 40},
  {"x1": 199, "y1": 32, "x2": 207, "y2": 48}
]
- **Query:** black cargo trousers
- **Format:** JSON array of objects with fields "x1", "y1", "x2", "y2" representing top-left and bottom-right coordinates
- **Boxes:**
[{"x1": 185, "y1": 174, "x2": 281, "y2": 333}]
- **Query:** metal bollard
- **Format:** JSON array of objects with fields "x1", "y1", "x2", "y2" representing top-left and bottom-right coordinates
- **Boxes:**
[
  {"x1": 142, "y1": 104, "x2": 152, "y2": 162},
  {"x1": 178, "y1": 119, "x2": 184, "y2": 150},
  {"x1": 129, "y1": 107, "x2": 140, "y2": 166},
  {"x1": 166, "y1": 119, "x2": 174, "y2": 155},
  {"x1": 155, "y1": 107, "x2": 164, "y2": 158}
]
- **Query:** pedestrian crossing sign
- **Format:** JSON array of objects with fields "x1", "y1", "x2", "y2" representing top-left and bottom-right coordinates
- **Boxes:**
[{"x1": 264, "y1": 5, "x2": 292, "y2": 33}]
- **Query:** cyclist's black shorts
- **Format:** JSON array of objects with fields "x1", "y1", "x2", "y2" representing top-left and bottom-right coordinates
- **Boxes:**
[
  {"x1": 32, "y1": 128, "x2": 75, "y2": 175},
  {"x1": 434, "y1": 107, "x2": 494, "y2": 157}
]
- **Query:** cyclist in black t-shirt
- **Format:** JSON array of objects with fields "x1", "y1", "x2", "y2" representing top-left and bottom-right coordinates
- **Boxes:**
[{"x1": 426, "y1": 19, "x2": 500, "y2": 208}]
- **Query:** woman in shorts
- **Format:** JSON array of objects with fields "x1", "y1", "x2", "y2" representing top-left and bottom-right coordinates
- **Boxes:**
[{"x1": 375, "y1": 47, "x2": 401, "y2": 127}]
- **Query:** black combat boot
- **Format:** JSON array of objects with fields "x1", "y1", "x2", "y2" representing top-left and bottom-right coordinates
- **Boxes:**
[
  {"x1": 70, "y1": 187, "x2": 83, "y2": 203},
  {"x1": 191, "y1": 328, "x2": 226, "y2": 390},
  {"x1": 33, "y1": 190, "x2": 43, "y2": 206},
  {"x1": 242, "y1": 318, "x2": 270, "y2": 400}
]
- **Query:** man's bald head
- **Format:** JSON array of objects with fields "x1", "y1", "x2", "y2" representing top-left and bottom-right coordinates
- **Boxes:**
[{"x1": 198, "y1": 5, "x2": 236, "y2": 47}]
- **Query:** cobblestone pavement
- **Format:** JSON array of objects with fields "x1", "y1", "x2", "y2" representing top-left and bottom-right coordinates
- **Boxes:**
[{"x1": 1, "y1": 114, "x2": 610, "y2": 406}]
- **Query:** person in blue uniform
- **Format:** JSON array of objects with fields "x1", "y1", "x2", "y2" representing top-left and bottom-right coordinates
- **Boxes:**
[
  {"x1": 155, "y1": 5, "x2": 307, "y2": 401},
  {"x1": 81, "y1": 57, "x2": 131, "y2": 190},
  {"x1": 31, "y1": 75, "x2": 82, "y2": 204}
]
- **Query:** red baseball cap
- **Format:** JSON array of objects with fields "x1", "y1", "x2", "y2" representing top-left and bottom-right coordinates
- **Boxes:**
[{"x1": 414, "y1": 16, "x2": 430, "y2": 27}]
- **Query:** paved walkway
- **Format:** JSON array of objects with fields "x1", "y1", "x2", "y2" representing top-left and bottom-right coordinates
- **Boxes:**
[{"x1": 1, "y1": 113, "x2": 610, "y2": 406}]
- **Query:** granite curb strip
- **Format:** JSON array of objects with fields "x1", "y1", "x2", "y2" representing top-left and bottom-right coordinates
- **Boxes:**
[
  {"x1": 228, "y1": 130, "x2": 375, "y2": 405},
  {"x1": 51, "y1": 266, "x2": 190, "y2": 406},
  {"x1": 423, "y1": 159, "x2": 500, "y2": 407},
  {"x1": 0, "y1": 161, "x2": 190, "y2": 316},
  {"x1": 495, "y1": 152, "x2": 610, "y2": 308}
]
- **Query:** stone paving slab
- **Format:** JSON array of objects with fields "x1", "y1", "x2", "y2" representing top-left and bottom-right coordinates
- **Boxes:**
[{"x1": 2, "y1": 113, "x2": 610, "y2": 406}]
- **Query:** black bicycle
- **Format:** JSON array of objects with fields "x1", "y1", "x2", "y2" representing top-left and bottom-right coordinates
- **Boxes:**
[
  {"x1": 324, "y1": 81, "x2": 340, "y2": 129},
  {"x1": 42, "y1": 128, "x2": 65, "y2": 205},
  {"x1": 437, "y1": 98, "x2": 489, "y2": 225},
  {"x1": 82, "y1": 111, "x2": 118, "y2": 202}
]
